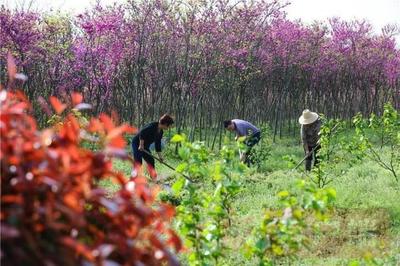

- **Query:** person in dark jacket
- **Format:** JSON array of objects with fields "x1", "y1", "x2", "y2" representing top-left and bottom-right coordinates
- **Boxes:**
[
  {"x1": 298, "y1": 109, "x2": 321, "y2": 171},
  {"x1": 131, "y1": 114, "x2": 174, "y2": 179}
]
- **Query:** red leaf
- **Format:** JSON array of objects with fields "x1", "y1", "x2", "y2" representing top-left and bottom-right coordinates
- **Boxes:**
[
  {"x1": 15, "y1": 90, "x2": 29, "y2": 103},
  {"x1": 125, "y1": 124, "x2": 137, "y2": 134},
  {"x1": 88, "y1": 118, "x2": 103, "y2": 132},
  {"x1": 63, "y1": 192, "x2": 82, "y2": 211},
  {"x1": 7, "y1": 52, "x2": 16, "y2": 83},
  {"x1": 9, "y1": 155, "x2": 20, "y2": 165},
  {"x1": 167, "y1": 229, "x2": 182, "y2": 252},
  {"x1": 109, "y1": 136, "x2": 126, "y2": 148},
  {"x1": 150, "y1": 234, "x2": 163, "y2": 249},
  {"x1": 34, "y1": 224, "x2": 44, "y2": 232},
  {"x1": 9, "y1": 102, "x2": 29, "y2": 114},
  {"x1": 111, "y1": 110, "x2": 119, "y2": 125},
  {"x1": 60, "y1": 115, "x2": 80, "y2": 143},
  {"x1": 160, "y1": 204, "x2": 176, "y2": 219},
  {"x1": 61, "y1": 237, "x2": 95, "y2": 261},
  {"x1": 71, "y1": 92, "x2": 83, "y2": 106},
  {"x1": 67, "y1": 145, "x2": 83, "y2": 161},
  {"x1": 106, "y1": 125, "x2": 137, "y2": 147},
  {"x1": 133, "y1": 177, "x2": 148, "y2": 186},
  {"x1": 99, "y1": 114, "x2": 114, "y2": 131},
  {"x1": 1, "y1": 195, "x2": 23, "y2": 204},
  {"x1": 50, "y1": 96, "x2": 66, "y2": 115},
  {"x1": 106, "y1": 125, "x2": 128, "y2": 141}
]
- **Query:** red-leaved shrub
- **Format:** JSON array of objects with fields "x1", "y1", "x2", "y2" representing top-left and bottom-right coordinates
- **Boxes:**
[{"x1": 1, "y1": 57, "x2": 181, "y2": 265}]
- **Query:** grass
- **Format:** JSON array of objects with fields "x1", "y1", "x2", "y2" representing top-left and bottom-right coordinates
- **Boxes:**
[{"x1": 105, "y1": 135, "x2": 400, "y2": 265}]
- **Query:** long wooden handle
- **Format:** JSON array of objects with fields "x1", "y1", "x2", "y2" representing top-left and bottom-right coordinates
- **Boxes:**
[{"x1": 141, "y1": 149, "x2": 194, "y2": 182}]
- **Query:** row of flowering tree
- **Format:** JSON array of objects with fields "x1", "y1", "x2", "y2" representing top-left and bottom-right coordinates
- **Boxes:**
[{"x1": 1, "y1": 0, "x2": 399, "y2": 144}]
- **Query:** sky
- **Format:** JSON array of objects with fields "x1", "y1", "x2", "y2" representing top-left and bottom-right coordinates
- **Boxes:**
[
  {"x1": 285, "y1": 0, "x2": 400, "y2": 32},
  {"x1": 2, "y1": 0, "x2": 400, "y2": 44},
  {"x1": 286, "y1": 0, "x2": 400, "y2": 45}
]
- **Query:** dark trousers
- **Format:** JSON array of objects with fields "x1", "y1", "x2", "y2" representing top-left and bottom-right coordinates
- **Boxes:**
[
  {"x1": 244, "y1": 132, "x2": 261, "y2": 166},
  {"x1": 245, "y1": 131, "x2": 261, "y2": 148},
  {"x1": 131, "y1": 142, "x2": 155, "y2": 168},
  {"x1": 305, "y1": 144, "x2": 320, "y2": 171}
]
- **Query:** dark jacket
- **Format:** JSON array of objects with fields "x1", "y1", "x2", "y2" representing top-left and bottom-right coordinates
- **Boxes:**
[
  {"x1": 301, "y1": 118, "x2": 321, "y2": 147},
  {"x1": 132, "y1": 122, "x2": 163, "y2": 152}
]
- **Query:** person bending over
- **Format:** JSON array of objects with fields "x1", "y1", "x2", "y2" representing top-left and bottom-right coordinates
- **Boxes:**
[
  {"x1": 131, "y1": 114, "x2": 174, "y2": 179},
  {"x1": 224, "y1": 119, "x2": 261, "y2": 165}
]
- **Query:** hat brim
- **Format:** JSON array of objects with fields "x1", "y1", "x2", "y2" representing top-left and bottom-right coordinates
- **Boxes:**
[{"x1": 298, "y1": 112, "x2": 319, "y2": 125}]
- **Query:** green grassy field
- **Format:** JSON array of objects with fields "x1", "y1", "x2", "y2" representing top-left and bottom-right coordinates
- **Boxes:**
[{"x1": 103, "y1": 136, "x2": 400, "y2": 265}]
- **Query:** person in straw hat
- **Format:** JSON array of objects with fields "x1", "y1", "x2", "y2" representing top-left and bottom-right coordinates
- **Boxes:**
[{"x1": 299, "y1": 109, "x2": 321, "y2": 171}]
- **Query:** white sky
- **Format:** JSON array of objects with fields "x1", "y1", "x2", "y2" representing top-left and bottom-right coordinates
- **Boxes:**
[
  {"x1": 286, "y1": 0, "x2": 400, "y2": 33},
  {"x1": 2, "y1": 0, "x2": 400, "y2": 44}
]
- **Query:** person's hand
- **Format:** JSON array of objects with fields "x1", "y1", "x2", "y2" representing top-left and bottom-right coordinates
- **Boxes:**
[{"x1": 138, "y1": 145, "x2": 144, "y2": 151}]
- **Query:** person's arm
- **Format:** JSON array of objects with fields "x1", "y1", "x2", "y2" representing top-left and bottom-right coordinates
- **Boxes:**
[
  {"x1": 301, "y1": 125, "x2": 309, "y2": 153},
  {"x1": 138, "y1": 123, "x2": 153, "y2": 151},
  {"x1": 304, "y1": 144, "x2": 310, "y2": 154},
  {"x1": 316, "y1": 120, "x2": 322, "y2": 141},
  {"x1": 139, "y1": 139, "x2": 145, "y2": 151}
]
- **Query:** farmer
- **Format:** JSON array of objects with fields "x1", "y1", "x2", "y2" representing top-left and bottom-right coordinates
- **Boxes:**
[
  {"x1": 224, "y1": 119, "x2": 261, "y2": 165},
  {"x1": 299, "y1": 109, "x2": 321, "y2": 171},
  {"x1": 131, "y1": 114, "x2": 174, "y2": 179}
]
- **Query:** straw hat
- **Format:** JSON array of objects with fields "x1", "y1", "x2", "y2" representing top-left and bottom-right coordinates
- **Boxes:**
[{"x1": 298, "y1": 109, "x2": 319, "y2": 125}]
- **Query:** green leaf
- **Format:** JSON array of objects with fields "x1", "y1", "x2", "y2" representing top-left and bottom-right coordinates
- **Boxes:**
[
  {"x1": 243, "y1": 243, "x2": 255, "y2": 259},
  {"x1": 326, "y1": 188, "x2": 336, "y2": 200},
  {"x1": 348, "y1": 260, "x2": 361, "y2": 266},
  {"x1": 277, "y1": 191, "x2": 290, "y2": 198},
  {"x1": 237, "y1": 136, "x2": 246, "y2": 142},
  {"x1": 175, "y1": 163, "x2": 187, "y2": 173},
  {"x1": 172, "y1": 177, "x2": 185, "y2": 194},
  {"x1": 272, "y1": 244, "x2": 284, "y2": 255},
  {"x1": 255, "y1": 238, "x2": 268, "y2": 251},
  {"x1": 178, "y1": 147, "x2": 190, "y2": 160},
  {"x1": 171, "y1": 134, "x2": 184, "y2": 143}
]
